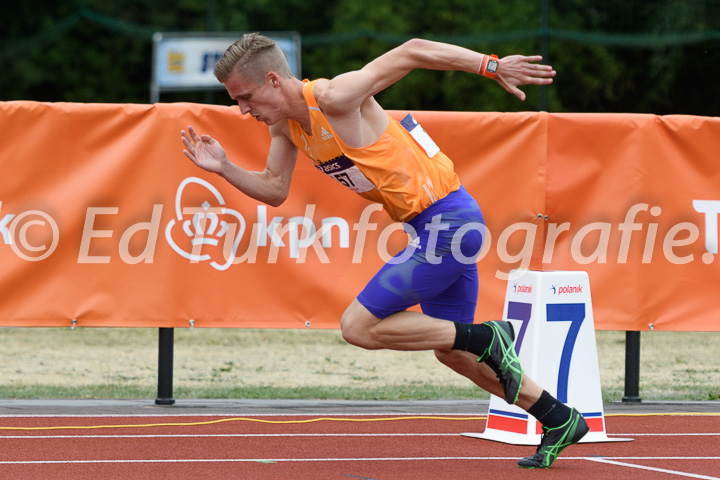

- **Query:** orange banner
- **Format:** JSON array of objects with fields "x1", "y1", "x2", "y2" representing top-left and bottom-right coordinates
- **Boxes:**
[{"x1": 0, "y1": 102, "x2": 717, "y2": 331}]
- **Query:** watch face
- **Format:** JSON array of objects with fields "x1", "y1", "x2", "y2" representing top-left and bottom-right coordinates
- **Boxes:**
[{"x1": 487, "y1": 60, "x2": 499, "y2": 74}]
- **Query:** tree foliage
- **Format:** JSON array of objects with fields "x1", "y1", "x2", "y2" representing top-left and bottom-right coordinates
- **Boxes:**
[{"x1": 1, "y1": 0, "x2": 718, "y2": 114}]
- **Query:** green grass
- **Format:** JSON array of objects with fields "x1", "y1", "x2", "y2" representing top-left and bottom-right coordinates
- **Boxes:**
[
  {"x1": 0, "y1": 383, "x2": 484, "y2": 401},
  {"x1": 0, "y1": 328, "x2": 718, "y2": 402},
  {"x1": 0, "y1": 384, "x2": 156, "y2": 400},
  {"x1": 176, "y1": 384, "x2": 487, "y2": 401}
]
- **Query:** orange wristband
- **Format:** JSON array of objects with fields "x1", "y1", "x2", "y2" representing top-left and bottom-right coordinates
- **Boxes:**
[{"x1": 479, "y1": 54, "x2": 499, "y2": 79}]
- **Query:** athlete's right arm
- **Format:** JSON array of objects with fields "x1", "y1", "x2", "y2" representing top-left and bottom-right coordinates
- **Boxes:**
[{"x1": 181, "y1": 124, "x2": 298, "y2": 207}]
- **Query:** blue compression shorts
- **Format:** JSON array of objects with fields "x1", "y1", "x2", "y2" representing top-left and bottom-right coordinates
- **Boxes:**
[{"x1": 357, "y1": 185, "x2": 485, "y2": 323}]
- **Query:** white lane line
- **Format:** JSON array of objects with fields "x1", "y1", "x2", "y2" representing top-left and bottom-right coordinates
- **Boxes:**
[
  {"x1": 0, "y1": 413, "x2": 488, "y2": 418},
  {"x1": 586, "y1": 457, "x2": 720, "y2": 480},
  {"x1": 609, "y1": 433, "x2": 720, "y2": 436},
  {"x1": 585, "y1": 457, "x2": 720, "y2": 460},
  {"x1": 0, "y1": 456, "x2": 520, "y2": 465},
  {"x1": 1, "y1": 432, "x2": 717, "y2": 440},
  {"x1": 0, "y1": 433, "x2": 458, "y2": 439},
  {"x1": 0, "y1": 456, "x2": 718, "y2": 466}
]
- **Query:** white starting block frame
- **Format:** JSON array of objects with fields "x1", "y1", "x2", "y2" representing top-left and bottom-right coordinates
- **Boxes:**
[{"x1": 464, "y1": 270, "x2": 632, "y2": 445}]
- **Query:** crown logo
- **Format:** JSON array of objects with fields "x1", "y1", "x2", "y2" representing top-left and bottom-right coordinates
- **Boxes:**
[{"x1": 165, "y1": 177, "x2": 245, "y2": 271}]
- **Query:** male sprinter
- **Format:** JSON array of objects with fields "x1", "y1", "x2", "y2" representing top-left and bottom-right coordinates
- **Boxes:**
[{"x1": 181, "y1": 33, "x2": 589, "y2": 468}]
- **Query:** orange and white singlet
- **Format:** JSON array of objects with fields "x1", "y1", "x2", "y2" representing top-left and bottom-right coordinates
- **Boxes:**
[{"x1": 287, "y1": 80, "x2": 460, "y2": 223}]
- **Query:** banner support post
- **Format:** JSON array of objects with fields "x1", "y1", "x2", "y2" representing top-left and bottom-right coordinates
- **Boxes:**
[
  {"x1": 155, "y1": 327, "x2": 176, "y2": 405},
  {"x1": 622, "y1": 330, "x2": 642, "y2": 403}
]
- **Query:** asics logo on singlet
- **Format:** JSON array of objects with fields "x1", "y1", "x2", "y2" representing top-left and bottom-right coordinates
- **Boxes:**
[
  {"x1": 316, "y1": 158, "x2": 344, "y2": 173},
  {"x1": 321, "y1": 127, "x2": 334, "y2": 141}
]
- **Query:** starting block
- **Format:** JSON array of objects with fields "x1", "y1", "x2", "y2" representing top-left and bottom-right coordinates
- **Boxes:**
[{"x1": 463, "y1": 270, "x2": 632, "y2": 445}]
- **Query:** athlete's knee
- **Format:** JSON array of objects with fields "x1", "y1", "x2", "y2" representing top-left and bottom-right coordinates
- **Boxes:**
[
  {"x1": 341, "y1": 300, "x2": 386, "y2": 350},
  {"x1": 339, "y1": 308, "x2": 360, "y2": 346}
]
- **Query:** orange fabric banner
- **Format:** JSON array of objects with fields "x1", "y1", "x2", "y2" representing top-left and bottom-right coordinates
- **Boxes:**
[{"x1": 0, "y1": 102, "x2": 717, "y2": 331}]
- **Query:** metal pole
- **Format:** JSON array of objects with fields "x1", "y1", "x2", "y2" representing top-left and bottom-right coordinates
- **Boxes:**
[
  {"x1": 203, "y1": 0, "x2": 217, "y2": 104},
  {"x1": 155, "y1": 327, "x2": 175, "y2": 405},
  {"x1": 622, "y1": 330, "x2": 642, "y2": 403},
  {"x1": 539, "y1": 0, "x2": 550, "y2": 111},
  {"x1": 150, "y1": 32, "x2": 162, "y2": 104}
]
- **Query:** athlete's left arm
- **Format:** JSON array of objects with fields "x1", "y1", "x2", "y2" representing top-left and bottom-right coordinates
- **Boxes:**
[{"x1": 318, "y1": 39, "x2": 556, "y2": 114}]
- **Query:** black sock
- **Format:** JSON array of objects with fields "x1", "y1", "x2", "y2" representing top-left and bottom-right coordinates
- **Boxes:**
[
  {"x1": 527, "y1": 390, "x2": 572, "y2": 429},
  {"x1": 452, "y1": 322, "x2": 494, "y2": 357}
]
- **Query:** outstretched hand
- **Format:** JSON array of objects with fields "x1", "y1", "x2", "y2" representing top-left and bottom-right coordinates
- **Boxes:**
[
  {"x1": 494, "y1": 55, "x2": 556, "y2": 101},
  {"x1": 181, "y1": 126, "x2": 227, "y2": 174}
]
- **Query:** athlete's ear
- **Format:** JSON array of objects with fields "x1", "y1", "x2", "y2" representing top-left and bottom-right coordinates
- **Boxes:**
[{"x1": 267, "y1": 72, "x2": 280, "y2": 87}]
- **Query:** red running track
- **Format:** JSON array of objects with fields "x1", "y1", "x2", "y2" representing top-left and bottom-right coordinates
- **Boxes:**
[{"x1": 0, "y1": 413, "x2": 718, "y2": 479}]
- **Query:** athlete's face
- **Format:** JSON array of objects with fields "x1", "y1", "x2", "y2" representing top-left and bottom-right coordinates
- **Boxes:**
[{"x1": 224, "y1": 72, "x2": 283, "y2": 125}]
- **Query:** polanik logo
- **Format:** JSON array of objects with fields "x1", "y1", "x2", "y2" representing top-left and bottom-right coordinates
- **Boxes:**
[
  {"x1": 513, "y1": 283, "x2": 533, "y2": 294},
  {"x1": 551, "y1": 284, "x2": 584, "y2": 295}
]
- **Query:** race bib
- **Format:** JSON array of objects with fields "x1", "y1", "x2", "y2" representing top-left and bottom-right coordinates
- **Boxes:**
[
  {"x1": 315, "y1": 155, "x2": 376, "y2": 193},
  {"x1": 400, "y1": 114, "x2": 440, "y2": 158}
]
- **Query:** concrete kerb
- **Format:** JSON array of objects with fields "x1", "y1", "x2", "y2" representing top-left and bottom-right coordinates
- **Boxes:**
[{"x1": 0, "y1": 399, "x2": 719, "y2": 417}]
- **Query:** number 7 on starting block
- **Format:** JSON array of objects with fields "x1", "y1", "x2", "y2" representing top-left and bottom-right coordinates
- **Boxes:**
[{"x1": 464, "y1": 270, "x2": 632, "y2": 445}]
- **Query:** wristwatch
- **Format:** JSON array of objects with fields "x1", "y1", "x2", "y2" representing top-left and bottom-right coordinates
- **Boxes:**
[{"x1": 483, "y1": 54, "x2": 499, "y2": 79}]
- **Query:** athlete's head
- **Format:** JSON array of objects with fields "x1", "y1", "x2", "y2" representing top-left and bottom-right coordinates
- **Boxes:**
[
  {"x1": 216, "y1": 33, "x2": 294, "y2": 125},
  {"x1": 214, "y1": 32, "x2": 293, "y2": 86}
]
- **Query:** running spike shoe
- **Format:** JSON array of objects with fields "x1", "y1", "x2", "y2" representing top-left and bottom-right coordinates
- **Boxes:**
[{"x1": 518, "y1": 408, "x2": 590, "y2": 468}]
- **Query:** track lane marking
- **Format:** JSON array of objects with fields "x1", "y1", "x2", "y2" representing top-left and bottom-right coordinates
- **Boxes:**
[
  {"x1": 586, "y1": 457, "x2": 720, "y2": 480},
  {"x1": 0, "y1": 433, "x2": 458, "y2": 439},
  {"x1": 1, "y1": 432, "x2": 717, "y2": 439},
  {"x1": 0, "y1": 456, "x2": 532, "y2": 465},
  {"x1": 0, "y1": 456, "x2": 718, "y2": 466},
  {"x1": 609, "y1": 433, "x2": 720, "y2": 436}
]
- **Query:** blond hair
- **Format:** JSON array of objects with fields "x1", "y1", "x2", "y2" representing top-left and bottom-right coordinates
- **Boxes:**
[{"x1": 214, "y1": 32, "x2": 293, "y2": 84}]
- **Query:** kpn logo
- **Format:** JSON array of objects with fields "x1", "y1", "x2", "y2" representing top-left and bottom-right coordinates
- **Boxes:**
[{"x1": 165, "y1": 177, "x2": 246, "y2": 271}]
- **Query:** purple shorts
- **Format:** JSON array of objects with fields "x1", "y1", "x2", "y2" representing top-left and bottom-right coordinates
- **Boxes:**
[{"x1": 356, "y1": 186, "x2": 485, "y2": 323}]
